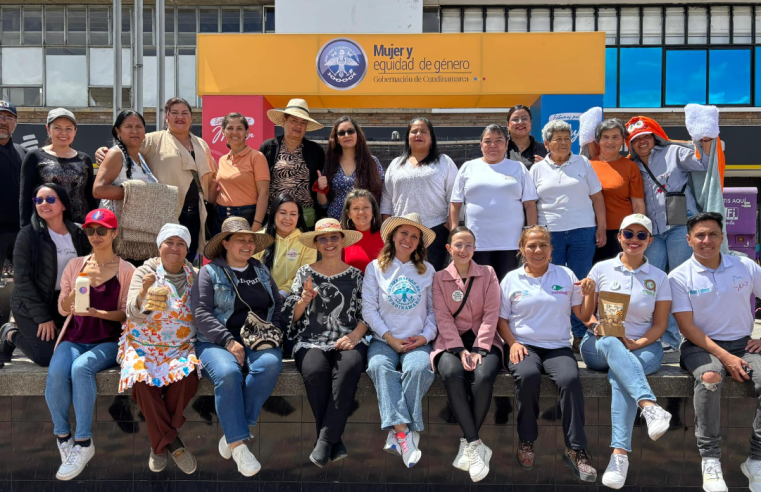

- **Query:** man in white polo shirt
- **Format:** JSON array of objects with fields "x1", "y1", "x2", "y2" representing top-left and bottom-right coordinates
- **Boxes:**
[{"x1": 669, "y1": 212, "x2": 761, "y2": 492}]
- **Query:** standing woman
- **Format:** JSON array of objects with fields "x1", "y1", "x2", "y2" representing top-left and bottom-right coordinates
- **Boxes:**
[
  {"x1": 214, "y1": 113, "x2": 270, "y2": 233},
  {"x1": 449, "y1": 124, "x2": 538, "y2": 281},
  {"x1": 497, "y1": 226, "x2": 597, "y2": 482},
  {"x1": 316, "y1": 116, "x2": 384, "y2": 220},
  {"x1": 580, "y1": 214, "x2": 673, "y2": 489},
  {"x1": 1, "y1": 184, "x2": 90, "y2": 366},
  {"x1": 432, "y1": 226, "x2": 503, "y2": 482},
  {"x1": 20, "y1": 109, "x2": 97, "y2": 226},
  {"x1": 589, "y1": 119, "x2": 645, "y2": 262},
  {"x1": 381, "y1": 118, "x2": 458, "y2": 271},
  {"x1": 505, "y1": 105, "x2": 547, "y2": 169},
  {"x1": 282, "y1": 218, "x2": 366, "y2": 467},
  {"x1": 46, "y1": 208, "x2": 134, "y2": 481},
  {"x1": 363, "y1": 213, "x2": 437, "y2": 468},
  {"x1": 340, "y1": 189, "x2": 384, "y2": 273},
  {"x1": 192, "y1": 218, "x2": 282, "y2": 477}
]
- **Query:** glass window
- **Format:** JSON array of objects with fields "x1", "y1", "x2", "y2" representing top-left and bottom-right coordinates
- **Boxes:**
[
  {"x1": 619, "y1": 47, "x2": 662, "y2": 107},
  {"x1": 1, "y1": 7, "x2": 21, "y2": 46},
  {"x1": 709, "y1": 49, "x2": 751, "y2": 104},
  {"x1": 665, "y1": 50, "x2": 706, "y2": 105},
  {"x1": 642, "y1": 7, "x2": 662, "y2": 45},
  {"x1": 507, "y1": 8, "x2": 527, "y2": 33},
  {"x1": 143, "y1": 8, "x2": 153, "y2": 46},
  {"x1": 530, "y1": 8, "x2": 550, "y2": 32},
  {"x1": 222, "y1": 9, "x2": 240, "y2": 33},
  {"x1": 165, "y1": 7, "x2": 175, "y2": 46},
  {"x1": 441, "y1": 9, "x2": 460, "y2": 33},
  {"x1": 423, "y1": 6, "x2": 440, "y2": 33},
  {"x1": 1, "y1": 47, "x2": 43, "y2": 85},
  {"x1": 46, "y1": 48, "x2": 87, "y2": 106},
  {"x1": 575, "y1": 8, "x2": 594, "y2": 32},
  {"x1": 264, "y1": 6, "x2": 274, "y2": 33},
  {"x1": 665, "y1": 7, "x2": 684, "y2": 45},
  {"x1": 122, "y1": 7, "x2": 131, "y2": 46},
  {"x1": 463, "y1": 8, "x2": 482, "y2": 33},
  {"x1": 733, "y1": 6, "x2": 751, "y2": 44},
  {"x1": 67, "y1": 8, "x2": 86, "y2": 45},
  {"x1": 45, "y1": 7, "x2": 64, "y2": 45},
  {"x1": 1, "y1": 87, "x2": 42, "y2": 106},
  {"x1": 89, "y1": 7, "x2": 110, "y2": 45},
  {"x1": 756, "y1": 48, "x2": 761, "y2": 106},
  {"x1": 88, "y1": 87, "x2": 131, "y2": 108},
  {"x1": 89, "y1": 47, "x2": 131, "y2": 86},
  {"x1": 177, "y1": 9, "x2": 196, "y2": 46},
  {"x1": 242, "y1": 8, "x2": 262, "y2": 33},
  {"x1": 757, "y1": 9, "x2": 761, "y2": 44},
  {"x1": 688, "y1": 7, "x2": 707, "y2": 44},
  {"x1": 604, "y1": 48, "x2": 617, "y2": 107},
  {"x1": 178, "y1": 52, "x2": 196, "y2": 104},
  {"x1": 710, "y1": 6, "x2": 730, "y2": 44},
  {"x1": 598, "y1": 8, "x2": 617, "y2": 45},
  {"x1": 619, "y1": 8, "x2": 639, "y2": 45},
  {"x1": 553, "y1": 8, "x2": 572, "y2": 32},
  {"x1": 199, "y1": 8, "x2": 218, "y2": 33},
  {"x1": 485, "y1": 8, "x2": 504, "y2": 32},
  {"x1": 23, "y1": 8, "x2": 42, "y2": 45}
]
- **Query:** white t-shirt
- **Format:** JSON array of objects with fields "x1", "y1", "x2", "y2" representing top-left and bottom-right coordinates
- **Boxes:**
[
  {"x1": 669, "y1": 254, "x2": 761, "y2": 341},
  {"x1": 587, "y1": 255, "x2": 671, "y2": 340},
  {"x1": 529, "y1": 154, "x2": 603, "y2": 232},
  {"x1": 499, "y1": 264, "x2": 583, "y2": 349},
  {"x1": 49, "y1": 228, "x2": 77, "y2": 290},
  {"x1": 451, "y1": 158, "x2": 538, "y2": 251}
]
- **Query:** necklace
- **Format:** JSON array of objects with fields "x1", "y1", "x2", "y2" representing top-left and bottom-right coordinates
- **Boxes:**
[{"x1": 89, "y1": 254, "x2": 118, "y2": 267}]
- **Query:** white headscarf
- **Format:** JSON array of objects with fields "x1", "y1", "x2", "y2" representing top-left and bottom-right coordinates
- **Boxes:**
[{"x1": 156, "y1": 223, "x2": 191, "y2": 248}]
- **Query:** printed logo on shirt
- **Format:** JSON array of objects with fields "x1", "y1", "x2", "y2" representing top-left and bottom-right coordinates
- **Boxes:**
[
  {"x1": 689, "y1": 287, "x2": 712, "y2": 295},
  {"x1": 286, "y1": 249, "x2": 299, "y2": 261},
  {"x1": 643, "y1": 279, "x2": 657, "y2": 296},
  {"x1": 387, "y1": 276, "x2": 422, "y2": 310},
  {"x1": 512, "y1": 289, "x2": 531, "y2": 301},
  {"x1": 238, "y1": 277, "x2": 261, "y2": 287},
  {"x1": 551, "y1": 284, "x2": 568, "y2": 295},
  {"x1": 733, "y1": 276, "x2": 749, "y2": 291}
]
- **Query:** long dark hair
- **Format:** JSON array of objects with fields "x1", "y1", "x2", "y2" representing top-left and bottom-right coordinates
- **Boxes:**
[
  {"x1": 112, "y1": 109, "x2": 146, "y2": 180},
  {"x1": 340, "y1": 188, "x2": 382, "y2": 234},
  {"x1": 400, "y1": 117, "x2": 440, "y2": 165},
  {"x1": 325, "y1": 116, "x2": 383, "y2": 204},
  {"x1": 260, "y1": 193, "x2": 308, "y2": 270},
  {"x1": 32, "y1": 183, "x2": 73, "y2": 224}
]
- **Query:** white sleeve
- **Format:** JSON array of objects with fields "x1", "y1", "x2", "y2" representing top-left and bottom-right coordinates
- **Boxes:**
[
  {"x1": 656, "y1": 271, "x2": 672, "y2": 301},
  {"x1": 741, "y1": 257, "x2": 761, "y2": 299},
  {"x1": 587, "y1": 263, "x2": 601, "y2": 293},
  {"x1": 450, "y1": 162, "x2": 467, "y2": 204},
  {"x1": 583, "y1": 156, "x2": 603, "y2": 195},
  {"x1": 521, "y1": 164, "x2": 539, "y2": 202},
  {"x1": 422, "y1": 284, "x2": 438, "y2": 343},
  {"x1": 360, "y1": 262, "x2": 391, "y2": 338},
  {"x1": 380, "y1": 159, "x2": 396, "y2": 216},
  {"x1": 668, "y1": 273, "x2": 692, "y2": 313},
  {"x1": 568, "y1": 269, "x2": 583, "y2": 307},
  {"x1": 443, "y1": 154, "x2": 458, "y2": 204},
  {"x1": 499, "y1": 275, "x2": 512, "y2": 319}
]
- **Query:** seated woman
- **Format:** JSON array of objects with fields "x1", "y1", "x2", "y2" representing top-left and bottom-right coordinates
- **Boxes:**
[
  {"x1": 581, "y1": 213, "x2": 673, "y2": 489},
  {"x1": 1, "y1": 184, "x2": 90, "y2": 366},
  {"x1": 432, "y1": 226, "x2": 502, "y2": 483},
  {"x1": 363, "y1": 213, "x2": 437, "y2": 468},
  {"x1": 192, "y1": 217, "x2": 282, "y2": 477},
  {"x1": 497, "y1": 226, "x2": 597, "y2": 482},
  {"x1": 282, "y1": 218, "x2": 366, "y2": 467},
  {"x1": 340, "y1": 189, "x2": 384, "y2": 273},
  {"x1": 119, "y1": 224, "x2": 201, "y2": 475},
  {"x1": 46, "y1": 208, "x2": 134, "y2": 481}
]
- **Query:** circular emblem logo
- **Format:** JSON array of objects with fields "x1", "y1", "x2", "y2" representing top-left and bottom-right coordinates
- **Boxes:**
[
  {"x1": 452, "y1": 290, "x2": 464, "y2": 302},
  {"x1": 611, "y1": 281, "x2": 621, "y2": 291},
  {"x1": 387, "y1": 276, "x2": 421, "y2": 310},
  {"x1": 286, "y1": 249, "x2": 299, "y2": 261},
  {"x1": 644, "y1": 279, "x2": 656, "y2": 291},
  {"x1": 78, "y1": 287, "x2": 88, "y2": 294},
  {"x1": 92, "y1": 210, "x2": 104, "y2": 220},
  {"x1": 316, "y1": 38, "x2": 368, "y2": 91}
]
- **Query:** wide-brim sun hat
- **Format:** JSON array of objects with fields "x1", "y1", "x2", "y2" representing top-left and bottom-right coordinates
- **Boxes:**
[
  {"x1": 203, "y1": 216, "x2": 274, "y2": 260},
  {"x1": 266, "y1": 98, "x2": 324, "y2": 132},
  {"x1": 380, "y1": 213, "x2": 436, "y2": 248},
  {"x1": 298, "y1": 218, "x2": 363, "y2": 248}
]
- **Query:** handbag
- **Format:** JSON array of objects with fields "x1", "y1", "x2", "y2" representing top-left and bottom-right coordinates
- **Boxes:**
[
  {"x1": 221, "y1": 268, "x2": 282, "y2": 351},
  {"x1": 641, "y1": 163, "x2": 688, "y2": 226},
  {"x1": 190, "y1": 170, "x2": 215, "y2": 242},
  {"x1": 452, "y1": 277, "x2": 474, "y2": 319}
]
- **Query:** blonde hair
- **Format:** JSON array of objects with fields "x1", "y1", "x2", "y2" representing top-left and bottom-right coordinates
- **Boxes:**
[
  {"x1": 377, "y1": 226, "x2": 428, "y2": 274},
  {"x1": 518, "y1": 226, "x2": 552, "y2": 264}
]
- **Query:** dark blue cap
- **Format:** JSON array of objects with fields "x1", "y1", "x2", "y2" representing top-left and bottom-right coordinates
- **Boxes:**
[{"x1": 0, "y1": 100, "x2": 17, "y2": 117}]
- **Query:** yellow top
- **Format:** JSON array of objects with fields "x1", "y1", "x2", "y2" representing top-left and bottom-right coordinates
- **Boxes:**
[{"x1": 254, "y1": 229, "x2": 318, "y2": 294}]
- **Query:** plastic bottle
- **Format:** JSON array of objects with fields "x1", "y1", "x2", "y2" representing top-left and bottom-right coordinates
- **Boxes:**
[{"x1": 75, "y1": 273, "x2": 90, "y2": 312}]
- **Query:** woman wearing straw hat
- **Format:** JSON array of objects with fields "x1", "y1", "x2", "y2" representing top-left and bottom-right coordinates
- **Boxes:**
[
  {"x1": 282, "y1": 218, "x2": 366, "y2": 467},
  {"x1": 260, "y1": 98, "x2": 325, "y2": 228},
  {"x1": 191, "y1": 217, "x2": 282, "y2": 477},
  {"x1": 363, "y1": 213, "x2": 437, "y2": 468}
]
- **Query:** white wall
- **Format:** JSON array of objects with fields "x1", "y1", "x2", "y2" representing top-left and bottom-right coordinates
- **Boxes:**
[{"x1": 275, "y1": 0, "x2": 422, "y2": 34}]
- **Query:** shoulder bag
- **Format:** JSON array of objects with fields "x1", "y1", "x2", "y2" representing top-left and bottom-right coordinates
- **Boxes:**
[
  {"x1": 221, "y1": 268, "x2": 282, "y2": 351},
  {"x1": 641, "y1": 164, "x2": 688, "y2": 226}
]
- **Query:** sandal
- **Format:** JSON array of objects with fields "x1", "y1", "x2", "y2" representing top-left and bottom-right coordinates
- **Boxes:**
[{"x1": 517, "y1": 440, "x2": 535, "y2": 470}]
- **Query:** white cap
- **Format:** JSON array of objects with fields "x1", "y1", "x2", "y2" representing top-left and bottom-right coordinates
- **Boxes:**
[{"x1": 619, "y1": 213, "x2": 652, "y2": 234}]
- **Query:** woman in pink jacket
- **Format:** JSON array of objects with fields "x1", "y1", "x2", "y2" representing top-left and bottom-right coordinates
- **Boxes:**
[{"x1": 432, "y1": 226, "x2": 503, "y2": 483}]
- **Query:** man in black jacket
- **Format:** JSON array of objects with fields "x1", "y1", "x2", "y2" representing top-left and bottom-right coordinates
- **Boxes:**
[{"x1": 0, "y1": 100, "x2": 26, "y2": 265}]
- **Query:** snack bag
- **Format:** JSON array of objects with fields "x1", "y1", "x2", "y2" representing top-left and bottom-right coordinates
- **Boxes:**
[{"x1": 597, "y1": 291, "x2": 631, "y2": 338}]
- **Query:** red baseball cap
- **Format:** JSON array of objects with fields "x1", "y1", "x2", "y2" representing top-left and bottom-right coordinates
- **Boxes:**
[{"x1": 83, "y1": 208, "x2": 118, "y2": 229}]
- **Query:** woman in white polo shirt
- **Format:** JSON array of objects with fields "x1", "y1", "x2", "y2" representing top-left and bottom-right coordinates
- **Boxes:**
[
  {"x1": 530, "y1": 119, "x2": 607, "y2": 352},
  {"x1": 497, "y1": 225, "x2": 597, "y2": 482},
  {"x1": 449, "y1": 124, "x2": 538, "y2": 281},
  {"x1": 581, "y1": 213, "x2": 673, "y2": 489}
]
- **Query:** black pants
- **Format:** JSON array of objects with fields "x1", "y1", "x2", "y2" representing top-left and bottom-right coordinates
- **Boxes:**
[
  {"x1": 179, "y1": 204, "x2": 201, "y2": 261},
  {"x1": 593, "y1": 229, "x2": 622, "y2": 263},
  {"x1": 472, "y1": 250, "x2": 519, "y2": 282},
  {"x1": 508, "y1": 344, "x2": 587, "y2": 450},
  {"x1": 0, "y1": 231, "x2": 18, "y2": 264},
  {"x1": 436, "y1": 341, "x2": 502, "y2": 442},
  {"x1": 12, "y1": 304, "x2": 65, "y2": 367},
  {"x1": 427, "y1": 223, "x2": 450, "y2": 272},
  {"x1": 294, "y1": 343, "x2": 368, "y2": 444}
]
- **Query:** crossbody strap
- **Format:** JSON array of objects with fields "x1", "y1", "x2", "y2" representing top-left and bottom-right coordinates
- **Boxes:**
[
  {"x1": 221, "y1": 267, "x2": 253, "y2": 313},
  {"x1": 452, "y1": 277, "x2": 475, "y2": 319},
  {"x1": 189, "y1": 170, "x2": 206, "y2": 200},
  {"x1": 641, "y1": 163, "x2": 687, "y2": 194}
]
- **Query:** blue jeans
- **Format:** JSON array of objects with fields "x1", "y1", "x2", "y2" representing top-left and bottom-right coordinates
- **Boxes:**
[
  {"x1": 367, "y1": 340, "x2": 435, "y2": 432},
  {"x1": 645, "y1": 225, "x2": 692, "y2": 349},
  {"x1": 196, "y1": 342, "x2": 282, "y2": 444},
  {"x1": 580, "y1": 332, "x2": 663, "y2": 451},
  {"x1": 215, "y1": 204, "x2": 257, "y2": 236},
  {"x1": 45, "y1": 341, "x2": 119, "y2": 440},
  {"x1": 551, "y1": 227, "x2": 597, "y2": 338}
]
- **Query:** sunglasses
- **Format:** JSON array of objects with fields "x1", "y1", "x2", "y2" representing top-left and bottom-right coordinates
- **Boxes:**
[
  {"x1": 33, "y1": 196, "x2": 57, "y2": 205},
  {"x1": 84, "y1": 227, "x2": 112, "y2": 237},
  {"x1": 316, "y1": 234, "x2": 342, "y2": 245},
  {"x1": 622, "y1": 230, "x2": 650, "y2": 241},
  {"x1": 337, "y1": 129, "x2": 356, "y2": 137}
]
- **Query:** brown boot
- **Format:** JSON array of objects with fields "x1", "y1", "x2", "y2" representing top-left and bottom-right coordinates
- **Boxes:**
[
  {"x1": 517, "y1": 440, "x2": 535, "y2": 470},
  {"x1": 564, "y1": 448, "x2": 597, "y2": 482},
  {"x1": 572, "y1": 336, "x2": 582, "y2": 355}
]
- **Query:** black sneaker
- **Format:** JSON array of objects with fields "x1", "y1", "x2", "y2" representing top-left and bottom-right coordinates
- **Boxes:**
[
  {"x1": 0, "y1": 323, "x2": 17, "y2": 363},
  {"x1": 330, "y1": 440, "x2": 348, "y2": 462}
]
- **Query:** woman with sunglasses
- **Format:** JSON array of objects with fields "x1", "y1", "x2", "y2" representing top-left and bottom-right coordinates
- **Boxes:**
[
  {"x1": 315, "y1": 116, "x2": 384, "y2": 221},
  {"x1": 44, "y1": 208, "x2": 134, "y2": 480},
  {"x1": 1, "y1": 184, "x2": 90, "y2": 367},
  {"x1": 580, "y1": 213, "x2": 673, "y2": 489}
]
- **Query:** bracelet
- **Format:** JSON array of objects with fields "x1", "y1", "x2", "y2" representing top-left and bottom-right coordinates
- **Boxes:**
[{"x1": 253, "y1": 220, "x2": 262, "y2": 225}]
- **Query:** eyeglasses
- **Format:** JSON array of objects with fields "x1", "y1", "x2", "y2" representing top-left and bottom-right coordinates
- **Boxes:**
[
  {"x1": 316, "y1": 234, "x2": 342, "y2": 245},
  {"x1": 510, "y1": 117, "x2": 531, "y2": 124},
  {"x1": 84, "y1": 227, "x2": 113, "y2": 237},
  {"x1": 337, "y1": 129, "x2": 356, "y2": 137},
  {"x1": 0, "y1": 115, "x2": 16, "y2": 122},
  {"x1": 451, "y1": 243, "x2": 475, "y2": 251},
  {"x1": 622, "y1": 230, "x2": 650, "y2": 241},
  {"x1": 32, "y1": 196, "x2": 57, "y2": 205}
]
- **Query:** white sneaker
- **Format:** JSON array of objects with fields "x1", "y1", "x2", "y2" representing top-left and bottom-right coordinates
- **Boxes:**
[
  {"x1": 56, "y1": 442, "x2": 95, "y2": 481},
  {"x1": 396, "y1": 430, "x2": 422, "y2": 468},
  {"x1": 232, "y1": 443, "x2": 261, "y2": 477},
  {"x1": 56, "y1": 438, "x2": 73, "y2": 464},
  {"x1": 702, "y1": 458, "x2": 728, "y2": 492},
  {"x1": 453, "y1": 438, "x2": 469, "y2": 471},
  {"x1": 641, "y1": 404, "x2": 672, "y2": 441},
  {"x1": 465, "y1": 440, "x2": 492, "y2": 482},
  {"x1": 601, "y1": 453, "x2": 629, "y2": 489},
  {"x1": 384, "y1": 430, "x2": 400, "y2": 456},
  {"x1": 741, "y1": 458, "x2": 761, "y2": 492},
  {"x1": 219, "y1": 435, "x2": 232, "y2": 460}
]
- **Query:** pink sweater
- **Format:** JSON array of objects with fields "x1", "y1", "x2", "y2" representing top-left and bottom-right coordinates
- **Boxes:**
[{"x1": 431, "y1": 260, "x2": 503, "y2": 371}]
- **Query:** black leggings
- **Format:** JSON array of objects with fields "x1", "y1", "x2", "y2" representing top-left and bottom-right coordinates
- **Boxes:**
[
  {"x1": 426, "y1": 223, "x2": 450, "y2": 272},
  {"x1": 472, "y1": 250, "x2": 519, "y2": 283},
  {"x1": 295, "y1": 344, "x2": 368, "y2": 444},
  {"x1": 12, "y1": 307, "x2": 65, "y2": 367},
  {"x1": 436, "y1": 342, "x2": 502, "y2": 442}
]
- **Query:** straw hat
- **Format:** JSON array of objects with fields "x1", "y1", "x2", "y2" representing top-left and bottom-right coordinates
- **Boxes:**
[
  {"x1": 298, "y1": 218, "x2": 363, "y2": 249},
  {"x1": 380, "y1": 213, "x2": 436, "y2": 248},
  {"x1": 203, "y1": 217, "x2": 274, "y2": 260},
  {"x1": 266, "y1": 98, "x2": 324, "y2": 132}
]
